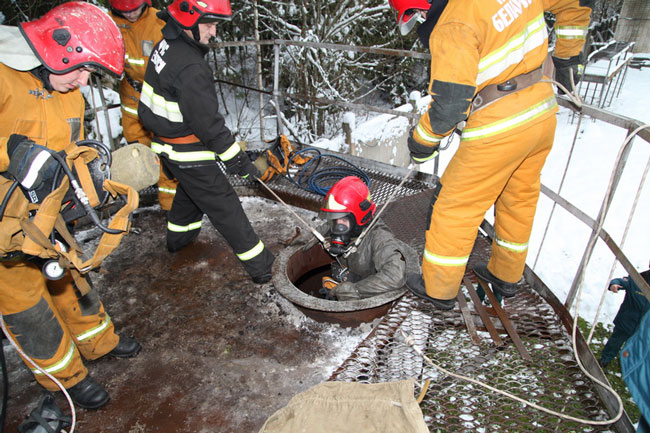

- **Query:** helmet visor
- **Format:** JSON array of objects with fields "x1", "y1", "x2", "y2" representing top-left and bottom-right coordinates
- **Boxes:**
[{"x1": 398, "y1": 9, "x2": 425, "y2": 35}]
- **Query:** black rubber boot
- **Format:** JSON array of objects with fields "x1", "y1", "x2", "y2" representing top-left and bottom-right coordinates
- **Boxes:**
[
  {"x1": 472, "y1": 263, "x2": 518, "y2": 298},
  {"x1": 67, "y1": 376, "x2": 109, "y2": 410},
  {"x1": 405, "y1": 273, "x2": 455, "y2": 311},
  {"x1": 248, "y1": 249, "x2": 275, "y2": 284},
  {"x1": 108, "y1": 335, "x2": 141, "y2": 358}
]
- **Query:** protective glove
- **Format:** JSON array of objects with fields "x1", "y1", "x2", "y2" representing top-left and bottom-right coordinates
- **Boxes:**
[
  {"x1": 5, "y1": 134, "x2": 59, "y2": 190},
  {"x1": 223, "y1": 145, "x2": 261, "y2": 179},
  {"x1": 552, "y1": 55, "x2": 584, "y2": 95},
  {"x1": 407, "y1": 126, "x2": 439, "y2": 164},
  {"x1": 319, "y1": 276, "x2": 338, "y2": 300}
]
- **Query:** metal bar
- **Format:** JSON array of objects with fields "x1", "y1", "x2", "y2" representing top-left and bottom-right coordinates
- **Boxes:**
[
  {"x1": 476, "y1": 277, "x2": 533, "y2": 362},
  {"x1": 279, "y1": 91, "x2": 421, "y2": 120},
  {"x1": 253, "y1": 0, "x2": 265, "y2": 141},
  {"x1": 456, "y1": 290, "x2": 481, "y2": 345},
  {"x1": 523, "y1": 266, "x2": 636, "y2": 433},
  {"x1": 565, "y1": 126, "x2": 635, "y2": 308},
  {"x1": 273, "y1": 43, "x2": 283, "y2": 136},
  {"x1": 463, "y1": 276, "x2": 503, "y2": 347},
  {"x1": 556, "y1": 97, "x2": 650, "y2": 144},
  {"x1": 272, "y1": 39, "x2": 431, "y2": 60},
  {"x1": 209, "y1": 39, "x2": 431, "y2": 60},
  {"x1": 92, "y1": 76, "x2": 115, "y2": 149},
  {"x1": 539, "y1": 183, "x2": 650, "y2": 302}
]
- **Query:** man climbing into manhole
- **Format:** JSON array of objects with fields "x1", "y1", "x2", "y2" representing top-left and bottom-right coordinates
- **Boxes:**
[{"x1": 318, "y1": 176, "x2": 417, "y2": 301}]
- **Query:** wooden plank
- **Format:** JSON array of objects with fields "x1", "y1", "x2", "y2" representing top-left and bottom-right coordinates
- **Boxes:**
[
  {"x1": 462, "y1": 276, "x2": 503, "y2": 347},
  {"x1": 476, "y1": 277, "x2": 533, "y2": 362},
  {"x1": 456, "y1": 290, "x2": 481, "y2": 345}
]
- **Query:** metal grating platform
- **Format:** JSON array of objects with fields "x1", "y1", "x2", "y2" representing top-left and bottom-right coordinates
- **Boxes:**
[
  {"x1": 133, "y1": 148, "x2": 629, "y2": 432},
  {"x1": 325, "y1": 190, "x2": 625, "y2": 432},
  {"x1": 330, "y1": 240, "x2": 615, "y2": 432}
]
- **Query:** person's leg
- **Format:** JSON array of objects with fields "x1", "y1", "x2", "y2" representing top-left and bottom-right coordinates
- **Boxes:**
[
  {"x1": 600, "y1": 325, "x2": 631, "y2": 366},
  {"x1": 164, "y1": 161, "x2": 205, "y2": 253},
  {"x1": 168, "y1": 161, "x2": 274, "y2": 280},
  {"x1": 47, "y1": 272, "x2": 119, "y2": 361},
  {"x1": 489, "y1": 115, "x2": 555, "y2": 283},
  {"x1": 0, "y1": 262, "x2": 87, "y2": 390},
  {"x1": 421, "y1": 120, "x2": 549, "y2": 300}
]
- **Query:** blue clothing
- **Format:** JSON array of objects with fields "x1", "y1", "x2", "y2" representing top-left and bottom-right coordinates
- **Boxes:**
[
  {"x1": 601, "y1": 271, "x2": 650, "y2": 365},
  {"x1": 611, "y1": 271, "x2": 650, "y2": 334},
  {"x1": 621, "y1": 310, "x2": 650, "y2": 432}
]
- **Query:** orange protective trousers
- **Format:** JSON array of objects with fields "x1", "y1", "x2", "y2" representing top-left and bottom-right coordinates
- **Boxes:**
[
  {"x1": 423, "y1": 114, "x2": 556, "y2": 300},
  {"x1": 0, "y1": 262, "x2": 118, "y2": 390}
]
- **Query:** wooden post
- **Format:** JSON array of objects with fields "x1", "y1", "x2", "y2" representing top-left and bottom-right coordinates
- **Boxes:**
[{"x1": 342, "y1": 112, "x2": 355, "y2": 156}]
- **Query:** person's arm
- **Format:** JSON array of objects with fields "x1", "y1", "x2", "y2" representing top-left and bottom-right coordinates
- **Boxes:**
[
  {"x1": 609, "y1": 277, "x2": 630, "y2": 293},
  {"x1": 544, "y1": 0, "x2": 593, "y2": 59},
  {"x1": 545, "y1": 0, "x2": 593, "y2": 92},
  {"x1": 336, "y1": 233, "x2": 407, "y2": 299},
  {"x1": 175, "y1": 62, "x2": 235, "y2": 155},
  {"x1": 408, "y1": 21, "x2": 478, "y2": 162}
]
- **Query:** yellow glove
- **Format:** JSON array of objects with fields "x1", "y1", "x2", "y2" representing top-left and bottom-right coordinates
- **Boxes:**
[{"x1": 320, "y1": 276, "x2": 339, "y2": 300}]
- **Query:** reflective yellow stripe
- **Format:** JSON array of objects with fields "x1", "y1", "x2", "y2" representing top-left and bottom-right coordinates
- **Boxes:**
[
  {"x1": 496, "y1": 237, "x2": 528, "y2": 253},
  {"x1": 127, "y1": 57, "x2": 146, "y2": 66},
  {"x1": 158, "y1": 186, "x2": 176, "y2": 195},
  {"x1": 477, "y1": 14, "x2": 546, "y2": 85},
  {"x1": 555, "y1": 26, "x2": 588, "y2": 40},
  {"x1": 415, "y1": 123, "x2": 442, "y2": 145},
  {"x1": 462, "y1": 96, "x2": 557, "y2": 142},
  {"x1": 168, "y1": 220, "x2": 202, "y2": 232},
  {"x1": 76, "y1": 314, "x2": 112, "y2": 341},
  {"x1": 122, "y1": 104, "x2": 138, "y2": 116},
  {"x1": 423, "y1": 249, "x2": 469, "y2": 267},
  {"x1": 218, "y1": 142, "x2": 241, "y2": 162},
  {"x1": 237, "y1": 241, "x2": 264, "y2": 261},
  {"x1": 31, "y1": 342, "x2": 75, "y2": 375},
  {"x1": 140, "y1": 81, "x2": 183, "y2": 123},
  {"x1": 151, "y1": 142, "x2": 216, "y2": 162}
]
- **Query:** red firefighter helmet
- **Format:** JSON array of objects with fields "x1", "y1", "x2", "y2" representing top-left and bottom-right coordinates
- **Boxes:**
[
  {"x1": 109, "y1": 0, "x2": 151, "y2": 13},
  {"x1": 19, "y1": 2, "x2": 124, "y2": 78},
  {"x1": 321, "y1": 176, "x2": 376, "y2": 227},
  {"x1": 388, "y1": 0, "x2": 431, "y2": 35},
  {"x1": 167, "y1": 0, "x2": 232, "y2": 29}
]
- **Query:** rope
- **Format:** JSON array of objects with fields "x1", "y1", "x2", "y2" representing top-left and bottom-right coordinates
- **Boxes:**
[
  {"x1": 587, "y1": 125, "x2": 650, "y2": 343},
  {"x1": 285, "y1": 148, "x2": 371, "y2": 196},
  {"x1": 0, "y1": 314, "x2": 76, "y2": 432},
  {"x1": 400, "y1": 329, "x2": 622, "y2": 426}
]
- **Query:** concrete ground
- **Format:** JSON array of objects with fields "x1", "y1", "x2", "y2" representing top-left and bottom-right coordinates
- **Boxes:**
[{"x1": 2, "y1": 197, "x2": 372, "y2": 432}]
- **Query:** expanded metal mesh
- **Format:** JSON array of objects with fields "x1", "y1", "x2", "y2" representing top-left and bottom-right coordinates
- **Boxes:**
[
  {"x1": 220, "y1": 153, "x2": 619, "y2": 431},
  {"x1": 330, "y1": 284, "x2": 614, "y2": 432}
]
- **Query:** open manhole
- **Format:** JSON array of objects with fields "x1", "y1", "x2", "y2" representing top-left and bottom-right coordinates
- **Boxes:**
[{"x1": 273, "y1": 240, "x2": 418, "y2": 327}]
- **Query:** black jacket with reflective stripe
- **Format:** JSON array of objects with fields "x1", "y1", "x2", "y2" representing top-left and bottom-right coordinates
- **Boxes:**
[{"x1": 138, "y1": 20, "x2": 234, "y2": 155}]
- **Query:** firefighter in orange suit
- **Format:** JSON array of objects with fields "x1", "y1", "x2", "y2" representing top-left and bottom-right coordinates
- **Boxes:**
[
  {"x1": 109, "y1": 0, "x2": 178, "y2": 211},
  {"x1": 0, "y1": 2, "x2": 140, "y2": 409},
  {"x1": 389, "y1": 0, "x2": 593, "y2": 310}
]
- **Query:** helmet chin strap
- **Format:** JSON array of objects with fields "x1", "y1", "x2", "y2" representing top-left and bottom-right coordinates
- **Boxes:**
[{"x1": 191, "y1": 25, "x2": 201, "y2": 41}]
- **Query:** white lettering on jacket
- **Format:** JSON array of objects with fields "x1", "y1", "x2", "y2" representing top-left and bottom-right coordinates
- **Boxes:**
[
  {"x1": 151, "y1": 39, "x2": 169, "y2": 74},
  {"x1": 492, "y1": 0, "x2": 533, "y2": 32}
]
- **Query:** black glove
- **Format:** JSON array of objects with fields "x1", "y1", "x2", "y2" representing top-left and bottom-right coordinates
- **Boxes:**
[
  {"x1": 5, "y1": 134, "x2": 59, "y2": 190},
  {"x1": 552, "y1": 55, "x2": 584, "y2": 95},
  {"x1": 224, "y1": 149, "x2": 261, "y2": 179},
  {"x1": 407, "y1": 126, "x2": 439, "y2": 164}
]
